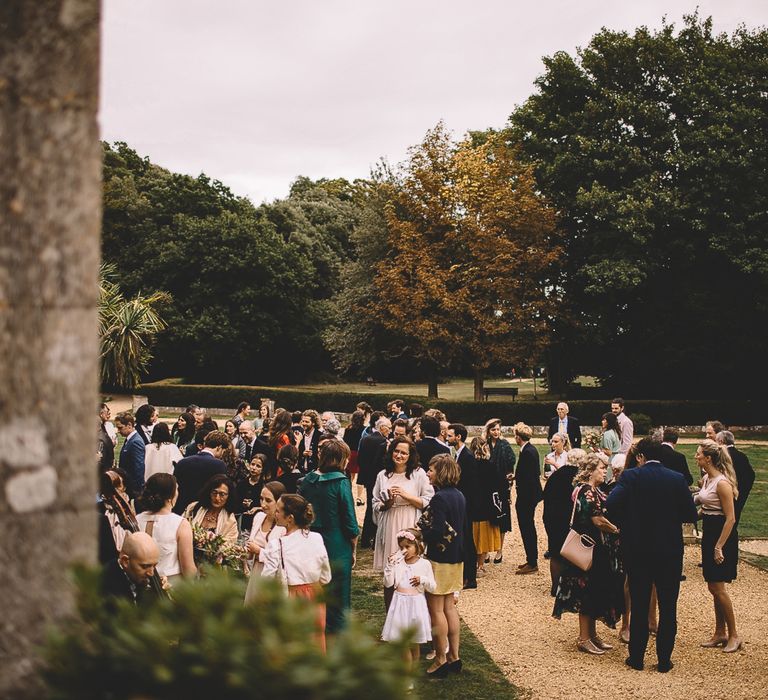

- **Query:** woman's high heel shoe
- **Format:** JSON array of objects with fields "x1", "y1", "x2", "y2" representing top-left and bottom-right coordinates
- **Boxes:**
[
  {"x1": 591, "y1": 636, "x2": 613, "y2": 651},
  {"x1": 577, "y1": 639, "x2": 605, "y2": 655},
  {"x1": 722, "y1": 638, "x2": 743, "y2": 653},
  {"x1": 700, "y1": 637, "x2": 727, "y2": 648}
]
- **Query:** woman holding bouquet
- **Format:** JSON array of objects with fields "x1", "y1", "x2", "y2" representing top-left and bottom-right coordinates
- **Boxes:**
[{"x1": 183, "y1": 474, "x2": 239, "y2": 543}]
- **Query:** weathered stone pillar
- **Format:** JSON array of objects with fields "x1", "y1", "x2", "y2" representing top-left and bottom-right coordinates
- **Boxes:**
[{"x1": 0, "y1": 1, "x2": 101, "y2": 696}]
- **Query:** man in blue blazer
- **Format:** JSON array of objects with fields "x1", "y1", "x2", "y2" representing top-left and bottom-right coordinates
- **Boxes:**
[
  {"x1": 606, "y1": 437, "x2": 697, "y2": 673},
  {"x1": 115, "y1": 411, "x2": 146, "y2": 499}
]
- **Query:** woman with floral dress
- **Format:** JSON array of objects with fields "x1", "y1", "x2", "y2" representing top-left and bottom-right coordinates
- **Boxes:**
[{"x1": 553, "y1": 452, "x2": 624, "y2": 655}]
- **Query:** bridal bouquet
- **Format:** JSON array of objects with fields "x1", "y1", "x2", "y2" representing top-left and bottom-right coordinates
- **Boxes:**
[
  {"x1": 192, "y1": 524, "x2": 248, "y2": 576},
  {"x1": 582, "y1": 429, "x2": 603, "y2": 452}
]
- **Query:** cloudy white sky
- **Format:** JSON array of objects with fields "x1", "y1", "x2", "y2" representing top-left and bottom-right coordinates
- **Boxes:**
[{"x1": 101, "y1": 1, "x2": 768, "y2": 204}]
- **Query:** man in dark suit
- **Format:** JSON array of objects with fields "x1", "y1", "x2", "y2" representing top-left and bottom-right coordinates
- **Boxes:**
[
  {"x1": 606, "y1": 437, "x2": 698, "y2": 673},
  {"x1": 238, "y1": 421, "x2": 270, "y2": 463},
  {"x1": 416, "y1": 416, "x2": 450, "y2": 470},
  {"x1": 513, "y1": 423, "x2": 543, "y2": 574},
  {"x1": 115, "y1": 411, "x2": 146, "y2": 499},
  {"x1": 547, "y1": 402, "x2": 582, "y2": 448},
  {"x1": 716, "y1": 430, "x2": 756, "y2": 523},
  {"x1": 357, "y1": 417, "x2": 390, "y2": 547},
  {"x1": 173, "y1": 430, "x2": 229, "y2": 515},
  {"x1": 447, "y1": 423, "x2": 479, "y2": 589},
  {"x1": 660, "y1": 427, "x2": 693, "y2": 485},
  {"x1": 298, "y1": 410, "x2": 322, "y2": 473},
  {"x1": 102, "y1": 532, "x2": 162, "y2": 608}
]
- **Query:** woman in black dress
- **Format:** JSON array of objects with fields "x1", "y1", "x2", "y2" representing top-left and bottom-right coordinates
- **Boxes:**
[
  {"x1": 694, "y1": 439, "x2": 741, "y2": 653},
  {"x1": 483, "y1": 418, "x2": 515, "y2": 564}
]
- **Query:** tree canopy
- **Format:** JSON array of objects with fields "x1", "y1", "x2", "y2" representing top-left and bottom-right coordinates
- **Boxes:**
[{"x1": 509, "y1": 13, "x2": 768, "y2": 396}]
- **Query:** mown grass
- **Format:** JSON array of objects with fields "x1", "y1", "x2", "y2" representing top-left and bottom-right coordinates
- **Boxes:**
[{"x1": 351, "y1": 548, "x2": 519, "y2": 699}]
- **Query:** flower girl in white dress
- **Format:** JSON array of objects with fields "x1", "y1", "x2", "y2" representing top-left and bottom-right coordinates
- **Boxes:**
[{"x1": 381, "y1": 528, "x2": 436, "y2": 673}]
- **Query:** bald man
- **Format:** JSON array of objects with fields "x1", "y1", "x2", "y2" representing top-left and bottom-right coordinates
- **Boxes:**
[{"x1": 103, "y1": 532, "x2": 163, "y2": 605}]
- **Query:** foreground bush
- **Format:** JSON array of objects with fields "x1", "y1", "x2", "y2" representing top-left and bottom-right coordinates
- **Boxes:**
[{"x1": 43, "y1": 567, "x2": 408, "y2": 699}]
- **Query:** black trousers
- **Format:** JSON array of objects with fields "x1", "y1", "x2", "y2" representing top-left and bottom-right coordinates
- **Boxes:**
[
  {"x1": 463, "y1": 519, "x2": 477, "y2": 585},
  {"x1": 515, "y1": 501, "x2": 538, "y2": 566},
  {"x1": 360, "y1": 482, "x2": 377, "y2": 548},
  {"x1": 627, "y1": 557, "x2": 682, "y2": 667}
]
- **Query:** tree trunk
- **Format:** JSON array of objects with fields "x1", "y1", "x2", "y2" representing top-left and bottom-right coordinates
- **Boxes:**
[
  {"x1": 0, "y1": 2, "x2": 101, "y2": 696},
  {"x1": 473, "y1": 368, "x2": 484, "y2": 402},
  {"x1": 427, "y1": 364, "x2": 439, "y2": 399}
]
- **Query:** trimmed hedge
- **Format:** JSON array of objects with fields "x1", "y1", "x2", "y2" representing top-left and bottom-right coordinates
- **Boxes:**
[{"x1": 140, "y1": 381, "x2": 768, "y2": 426}]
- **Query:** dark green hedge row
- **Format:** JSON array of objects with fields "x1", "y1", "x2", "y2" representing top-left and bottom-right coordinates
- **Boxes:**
[{"x1": 139, "y1": 381, "x2": 768, "y2": 426}]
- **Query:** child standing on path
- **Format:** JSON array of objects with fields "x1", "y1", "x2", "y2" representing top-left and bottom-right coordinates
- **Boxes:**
[{"x1": 382, "y1": 529, "x2": 436, "y2": 679}]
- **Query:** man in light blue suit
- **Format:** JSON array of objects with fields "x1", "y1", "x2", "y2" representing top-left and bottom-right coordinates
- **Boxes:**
[{"x1": 115, "y1": 411, "x2": 146, "y2": 499}]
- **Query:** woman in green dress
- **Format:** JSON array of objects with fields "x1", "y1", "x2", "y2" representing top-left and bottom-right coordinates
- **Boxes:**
[
  {"x1": 299, "y1": 438, "x2": 359, "y2": 634},
  {"x1": 600, "y1": 412, "x2": 622, "y2": 482}
]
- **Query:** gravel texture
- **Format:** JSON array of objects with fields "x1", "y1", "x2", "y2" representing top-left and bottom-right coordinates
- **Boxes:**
[
  {"x1": 739, "y1": 539, "x2": 768, "y2": 557},
  {"x1": 457, "y1": 510, "x2": 768, "y2": 700}
]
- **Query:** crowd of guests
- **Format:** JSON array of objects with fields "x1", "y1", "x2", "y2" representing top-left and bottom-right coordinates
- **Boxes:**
[{"x1": 98, "y1": 398, "x2": 756, "y2": 677}]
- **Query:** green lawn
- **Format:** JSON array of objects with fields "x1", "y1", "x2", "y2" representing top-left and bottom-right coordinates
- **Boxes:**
[
  {"x1": 351, "y1": 548, "x2": 519, "y2": 699},
  {"x1": 531, "y1": 444, "x2": 767, "y2": 539}
]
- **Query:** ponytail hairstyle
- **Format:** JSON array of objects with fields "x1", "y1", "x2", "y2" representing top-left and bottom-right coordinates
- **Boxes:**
[
  {"x1": 699, "y1": 439, "x2": 739, "y2": 500},
  {"x1": 280, "y1": 493, "x2": 315, "y2": 529},
  {"x1": 142, "y1": 473, "x2": 177, "y2": 512},
  {"x1": 278, "y1": 443, "x2": 299, "y2": 472}
]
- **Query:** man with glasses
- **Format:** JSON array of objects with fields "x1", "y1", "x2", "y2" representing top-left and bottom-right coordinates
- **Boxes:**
[{"x1": 172, "y1": 430, "x2": 229, "y2": 515}]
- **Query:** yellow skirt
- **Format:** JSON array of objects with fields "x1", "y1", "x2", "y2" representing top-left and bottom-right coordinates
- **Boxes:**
[
  {"x1": 473, "y1": 521, "x2": 501, "y2": 553},
  {"x1": 430, "y1": 561, "x2": 464, "y2": 595}
]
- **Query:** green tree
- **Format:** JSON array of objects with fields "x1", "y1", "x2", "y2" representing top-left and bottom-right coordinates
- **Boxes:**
[
  {"x1": 99, "y1": 265, "x2": 169, "y2": 389},
  {"x1": 509, "y1": 14, "x2": 768, "y2": 396}
]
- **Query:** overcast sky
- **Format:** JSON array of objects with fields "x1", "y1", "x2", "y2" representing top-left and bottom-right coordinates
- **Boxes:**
[{"x1": 101, "y1": 1, "x2": 768, "y2": 204}]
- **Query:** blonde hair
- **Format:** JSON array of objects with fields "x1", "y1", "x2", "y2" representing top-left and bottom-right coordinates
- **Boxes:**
[
  {"x1": 699, "y1": 439, "x2": 739, "y2": 500},
  {"x1": 429, "y1": 454, "x2": 460, "y2": 487},
  {"x1": 469, "y1": 436, "x2": 490, "y2": 460},
  {"x1": 566, "y1": 448, "x2": 587, "y2": 468},
  {"x1": 551, "y1": 432, "x2": 572, "y2": 451},
  {"x1": 513, "y1": 422, "x2": 533, "y2": 441},
  {"x1": 483, "y1": 418, "x2": 502, "y2": 441},
  {"x1": 573, "y1": 452, "x2": 608, "y2": 485}
]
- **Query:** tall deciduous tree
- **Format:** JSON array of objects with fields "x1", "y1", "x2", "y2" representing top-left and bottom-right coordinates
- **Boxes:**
[
  {"x1": 327, "y1": 124, "x2": 563, "y2": 398},
  {"x1": 509, "y1": 13, "x2": 768, "y2": 396}
]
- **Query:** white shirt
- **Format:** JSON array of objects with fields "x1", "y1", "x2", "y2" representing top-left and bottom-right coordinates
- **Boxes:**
[
  {"x1": 261, "y1": 529, "x2": 332, "y2": 586},
  {"x1": 144, "y1": 442, "x2": 183, "y2": 480}
]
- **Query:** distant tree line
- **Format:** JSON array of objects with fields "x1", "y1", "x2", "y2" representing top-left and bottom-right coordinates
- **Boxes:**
[{"x1": 102, "y1": 14, "x2": 768, "y2": 397}]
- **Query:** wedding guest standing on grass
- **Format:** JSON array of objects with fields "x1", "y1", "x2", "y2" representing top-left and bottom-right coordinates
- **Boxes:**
[
  {"x1": 606, "y1": 437, "x2": 697, "y2": 672},
  {"x1": 694, "y1": 439, "x2": 742, "y2": 653},
  {"x1": 299, "y1": 439, "x2": 360, "y2": 634},
  {"x1": 421, "y1": 454, "x2": 465, "y2": 678}
]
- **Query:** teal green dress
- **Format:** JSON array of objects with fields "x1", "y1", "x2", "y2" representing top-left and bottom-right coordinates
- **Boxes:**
[{"x1": 299, "y1": 471, "x2": 360, "y2": 633}]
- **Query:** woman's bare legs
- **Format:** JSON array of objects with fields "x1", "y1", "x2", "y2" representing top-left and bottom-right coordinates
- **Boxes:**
[{"x1": 426, "y1": 592, "x2": 448, "y2": 671}]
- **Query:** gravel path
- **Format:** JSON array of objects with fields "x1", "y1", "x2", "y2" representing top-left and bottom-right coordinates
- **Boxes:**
[{"x1": 457, "y1": 510, "x2": 768, "y2": 700}]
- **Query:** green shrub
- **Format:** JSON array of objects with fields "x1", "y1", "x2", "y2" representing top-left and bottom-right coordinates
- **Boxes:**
[
  {"x1": 628, "y1": 412, "x2": 653, "y2": 435},
  {"x1": 139, "y1": 380, "x2": 768, "y2": 426},
  {"x1": 43, "y1": 567, "x2": 409, "y2": 700}
]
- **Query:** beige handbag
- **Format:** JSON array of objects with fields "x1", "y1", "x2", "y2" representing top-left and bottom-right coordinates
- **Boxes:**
[{"x1": 560, "y1": 493, "x2": 595, "y2": 571}]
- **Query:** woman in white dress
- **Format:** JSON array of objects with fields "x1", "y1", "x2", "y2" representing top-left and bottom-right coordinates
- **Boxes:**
[
  {"x1": 144, "y1": 422, "x2": 183, "y2": 480},
  {"x1": 261, "y1": 494, "x2": 332, "y2": 650},
  {"x1": 372, "y1": 437, "x2": 434, "y2": 609},
  {"x1": 243, "y1": 481, "x2": 286, "y2": 604},
  {"x1": 136, "y1": 473, "x2": 196, "y2": 585}
]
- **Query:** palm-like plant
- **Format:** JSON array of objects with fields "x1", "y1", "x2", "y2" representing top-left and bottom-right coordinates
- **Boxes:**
[{"x1": 99, "y1": 264, "x2": 170, "y2": 389}]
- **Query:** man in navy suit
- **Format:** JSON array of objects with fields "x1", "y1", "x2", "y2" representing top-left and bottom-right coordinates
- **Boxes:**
[
  {"x1": 513, "y1": 423, "x2": 543, "y2": 574},
  {"x1": 416, "y1": 416, "x2": 450, "y2": 471},
  {"x1": 547, "y1": 402, "x2": 582, "y2": 448},
  {"x1": 172, "y1": 430, "x2": 229, "y2": 515},
  {"x1": 606, "y1": 437, "x2": 697, "y2": 673},
  {"x1": 115, "y1": 411, "x2": 146, "y2": 499},
  {"x1": 660, "y1": 427, "x2": 693, "y2": 485},
  {"x1": 357, "y1": 417, "x2": 391, "y2": 547},
  {"x1": 447, "y1": 423, "x2": 478, "y2": 589}
]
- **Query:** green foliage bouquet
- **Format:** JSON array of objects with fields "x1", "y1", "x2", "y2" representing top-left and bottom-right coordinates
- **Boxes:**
[
  {"x1": 191, "y1": 524, "x2": 248, "y2": 576},
  {"x1": 44, "y1": 567, "x2": 410, "y2": 699}
]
